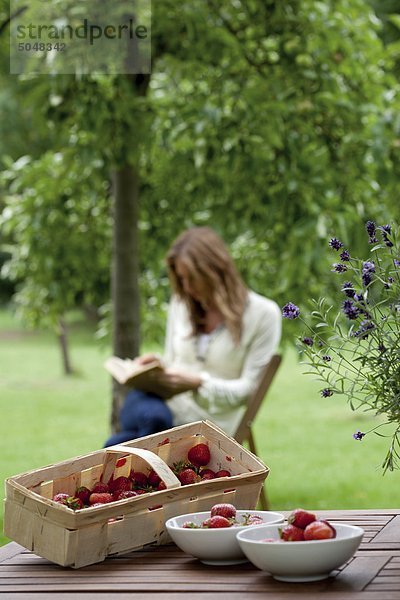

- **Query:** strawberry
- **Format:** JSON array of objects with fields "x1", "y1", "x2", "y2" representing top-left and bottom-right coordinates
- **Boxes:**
[
  {"x1": 53, "y1": 493, "x2": 70, "y2": 504},
  {"x1": 210, "y1": 503, "x2": 236, "y2": 519},
  {"x1": 75, "y1": 486, "x2": 91, "y2": 505},
  {"x1": 280, "y1": 524, "x2": 305, "y2": 541},
  {"x1": 242, "y1": 513, "x2": 264, "y2": 526},
  {"x1": 89, "y1": 492, "x2": 113, "y2": 505},
  {"x1": 288, "y1": 508, "x2": 316, "y2": 529},
  {"x1": 183, "y1": 521, "x2": 200, "y2": 529},
  {"x1": 65, "y1": 496, "x2": 83, "y2": 510},
  {"x1": 148, "y1": 470, "x2": 161, "y2": 488},
  {"x1": 188, "y1": 443, "x2": 211, "y2": 467},
  {"x1": 207, "y1": 515, "x2": 232, "y2": 528},
  {"x1": 130, "y1": 471, "x2": 149, "y2": 489},
  {"x1": 304, "y1": 520, "x2": 336, "y2": 540},
  {"x1": 321, "y1": 520, "x2": 337, "y2": 538},
  {"x1": 178, "y1": 468, "x2": 199, "y2": 485},
  {"x1": 171, "y1": 460, "x2": 191, "y2": 476},
  {"x1": 157, "y1": 481, "x2": 167, "y2": 491},
  {"x1": 53, "y1": 493, "x2": 83, "y2": 510},
  {"x1": 114, "y1": 490, "x2": 138, "y2": 501},
  {"x1": 200, "y1": 468, "x2": 216, "y2": 480},
  {"x1": 109, "y1": 476, "x2": 132, "y2": 495},
  {"x1": 92, "y1": 482, "x2": 110, "y2": 494},
  {"x1": 215, "y1": 469, "x2": 231, "y2": 478}
]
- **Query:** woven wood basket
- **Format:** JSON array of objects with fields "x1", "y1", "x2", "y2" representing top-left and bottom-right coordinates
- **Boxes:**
[{"x1": 4, "y1": 420, "x2": 269, "y2": 568}]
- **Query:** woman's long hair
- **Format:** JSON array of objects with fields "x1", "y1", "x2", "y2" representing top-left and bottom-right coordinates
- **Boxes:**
[{"x1": 166, "y1": 227, "x2": 248, "y2": 343}]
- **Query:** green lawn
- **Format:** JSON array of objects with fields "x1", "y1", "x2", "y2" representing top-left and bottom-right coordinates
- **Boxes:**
[{"x1": 1, "y1": 307, "x2": 399, "y2": 547}]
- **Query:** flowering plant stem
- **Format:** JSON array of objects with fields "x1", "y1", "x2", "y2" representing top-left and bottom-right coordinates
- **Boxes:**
[{"x1": 282, "y1": 221, "x2": 400, "y2": 472}]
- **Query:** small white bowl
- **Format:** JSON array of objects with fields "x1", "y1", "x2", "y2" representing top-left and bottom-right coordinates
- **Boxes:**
[
  {"x1": 165, "y1": 510, "x2": 285, "y2": 565},
  {"x1": 236, "y1": 523, "x2": 364, "y2": 582}
]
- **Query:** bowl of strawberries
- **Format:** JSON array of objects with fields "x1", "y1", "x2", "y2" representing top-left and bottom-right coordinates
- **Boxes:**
[
  {"x1": 165, "y1": 503, "x2": 284, "y2": 565},
  {"x1": 236, "y1": 508, "x2": 364, "y2": 582}
]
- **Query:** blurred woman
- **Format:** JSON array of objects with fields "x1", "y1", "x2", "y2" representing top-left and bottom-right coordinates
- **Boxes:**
[{"x1": 104, "y1": 227, "x2": 281, "y2": 446}]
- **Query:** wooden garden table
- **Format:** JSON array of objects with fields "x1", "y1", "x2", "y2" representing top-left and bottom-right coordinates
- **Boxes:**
[{"x1": 0, "y1": 509, "x2": 399, "y2": 599}]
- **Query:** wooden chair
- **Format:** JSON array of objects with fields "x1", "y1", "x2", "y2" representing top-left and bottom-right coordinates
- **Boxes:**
[{"x1": 234, "y1": 353, "x2": 282, "y2": 510}]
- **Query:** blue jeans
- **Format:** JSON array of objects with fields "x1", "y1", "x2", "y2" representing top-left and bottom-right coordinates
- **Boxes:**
[{"x1": 103, "y1": 389, "x2": 173, "y2": 447}]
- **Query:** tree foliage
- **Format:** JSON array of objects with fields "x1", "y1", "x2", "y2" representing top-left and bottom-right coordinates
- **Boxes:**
[
  {"x1": 0, "y1": 0, "x2": 399, "y2": 353},
  {"x1": 0, "y1": 150, "x2": 111, "y2": 329},
  {"x1": 140, "y1": 0, "x2": 400, "y2": 329}
]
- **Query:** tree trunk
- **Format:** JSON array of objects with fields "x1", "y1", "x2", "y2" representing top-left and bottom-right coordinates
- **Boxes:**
[
  {"x1": 110, "y1": 164, "x2": 141, "y2": 431},
  {"x1": 58, "y1": 317, "x2": 73, "y2": 375}
]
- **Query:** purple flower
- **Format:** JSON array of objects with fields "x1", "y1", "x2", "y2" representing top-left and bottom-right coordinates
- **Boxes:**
[
  {"x1": 340, "y1": 250, "x2": 350, "y2": 262},
  {"x1": 353, "y1": 430, "x2": 365, "y2": 441},
  {"x1": 362, "y1": 273, "x2": 372, "y2": 286},
  {"x1": 282, "y1": 302, "x2": 300, "y2": 319},
  {"x1": 342, "y1": 281, "x2": 355, "y2": 298},
  {"x1": 384, "y1": 277, "x2": 394, "y2": 289},
  {"x1": 342, "y1": 299, "x2": 360, "y2": 320},
  {"x1": 332, "y1": 263, "x2": 347, "y2": 273},
  {"x1": 362, "y1": 261, "x2": 375, "y2": 273},
  {"x1": 322, "y1": 355, "x2": 332, "y2": 362},
  {"x1": 365, "y1": 221, "x2": 378, "y2": 244},
  {"x1": 379, "y1": 224, "x2": 393, "y2": 247},
  {"x1": 353, "y1": 320, "x2": 374, "y2": 339},
  {"x1": 329, "y1": 237, "x2": 344, "y2": 250},
  {"x1": 302, "y1": 337, "x2": 314, "y2": 346},
  {"x1": 394, "y1": 259, "x2": 400, "y2": 268},
  {"x1": 321, "y1": 388, "x2": 334, "y2": 397},
  {"x1": 362, "y1": 261, "x2": 375, "y2": 286}
]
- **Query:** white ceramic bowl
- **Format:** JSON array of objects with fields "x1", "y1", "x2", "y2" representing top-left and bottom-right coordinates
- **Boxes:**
[
  {"x1": 236, "y1": 523, "x2": 364, "y2": 582},
  {"x1": 165, "y1": 510, "x2": 285, "y2": 565}
]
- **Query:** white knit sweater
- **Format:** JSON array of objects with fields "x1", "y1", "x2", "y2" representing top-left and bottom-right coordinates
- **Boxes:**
[{"x1": 165, "y1": 291, "x2": 282, "y2": 436}]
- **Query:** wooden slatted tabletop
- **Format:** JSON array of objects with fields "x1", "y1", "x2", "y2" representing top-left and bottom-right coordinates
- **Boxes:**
[{"x1": 1, "y1": 509, "x2": 400, "y2": 599}]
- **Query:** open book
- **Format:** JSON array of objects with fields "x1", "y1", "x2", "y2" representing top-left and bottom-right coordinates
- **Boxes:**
[{"x1": 104, "y1": 356, "x2": 163, "y2": 385}]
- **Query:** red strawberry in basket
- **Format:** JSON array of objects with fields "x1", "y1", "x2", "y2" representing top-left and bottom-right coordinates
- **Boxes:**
[
  {"x1": 288, "y1": 508, "x2": 316, "y2": 529},
  {"x1": 200, "y1": 468, "x2": 216, "y2": 480},
  {"x1": 53, "y1": 493, "x2": 70, "y2": 505},
  {"x1": 114, "y1": 490, "x2": 139, "y2": 501},
  {"x1": 53, "y1": 493, "x2": 83, "y2": 510},
  {"x1": 92, "y1": 482, "x2": 110, "y2": 494},
  {"x1": 109, "y1": 476, "x2": 132, "y2": 495},
  {"x1": 178, "y1": 468, "x2": 200, "y2": 485},
  {"x1": 148, "y1": 470, "x2": 161, "y2": 488},
  {"x1": 215, "y1": 469, "x2": 231, "y2": 478},
  {"x1": 130, "y1": 471, "x2": 149, "y2": 489},
  {"x1": 210, "y1": 503, "x2": 236, "y2": 519},
  {"x1": 75, "y1": 486, "x2": 91, "y2": 505},
  {"x1": 89, "y1": 492, "x2": 113, "y2": 505},
  {"x1": 188, "y1": 443, "x2": 211, "y2": 467},
  {"x1": 65, "y1": 496, "x2": 84, "y2": 510}
]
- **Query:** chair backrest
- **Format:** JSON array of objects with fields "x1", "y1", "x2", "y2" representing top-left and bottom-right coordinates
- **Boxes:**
[{"x1": 234, "y1": 354, "x2": 282, "y2": 444}]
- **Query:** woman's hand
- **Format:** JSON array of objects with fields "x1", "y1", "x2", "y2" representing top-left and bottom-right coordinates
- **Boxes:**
[
  {"x1": 134, "y1": 368, "x2": 202, "y2": 399},
  {"x1": 136, "y1": 352, "x2": 161, "y2": 366}
]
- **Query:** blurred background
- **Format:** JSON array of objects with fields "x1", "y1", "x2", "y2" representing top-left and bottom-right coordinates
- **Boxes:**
[{"x1": 1, "y1": 0, "x2": 400, "y2": 545}]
